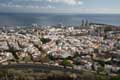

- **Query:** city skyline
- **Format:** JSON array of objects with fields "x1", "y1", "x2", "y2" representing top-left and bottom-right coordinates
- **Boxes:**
[{"x1": 0, "y1": 0, "x2": 120, "y2": 14}]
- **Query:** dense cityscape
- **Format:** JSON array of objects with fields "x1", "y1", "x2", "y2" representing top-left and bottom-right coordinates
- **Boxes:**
[{"x1": 0, "y1": 20, "x2": 120, "y2": 80}]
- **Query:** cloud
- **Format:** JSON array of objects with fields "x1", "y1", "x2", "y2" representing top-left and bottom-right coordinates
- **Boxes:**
[
  {"x1": 11, "y1": 0, "x2": 83, "y2": 5},
  {"x1": 47, "y1": 0, "x2": 83, "y2": 5},
  {"x1": 40, "y1": 5, "x2": 55, "y2": 9},
  {"x1": 47, "y1": 5, "x2": 55, "y2": 8},
  {"x1": 0, "y1": 0, "x2": 84, "y2": 13},
  {"x1": 0, "y1": 2, "x2": 55, "y2": 9},
  {"x1": 0, "y1": 3, "x2": 23, "y2": 8},
  {"x1": 0, "y1": 0, "x2": 81, "y2": 9},
  {"x1": 12, "y1": 0, "x2": 43, "y2": 1}
]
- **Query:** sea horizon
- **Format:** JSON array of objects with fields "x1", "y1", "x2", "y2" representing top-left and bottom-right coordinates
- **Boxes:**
[{"x1": 0, "y1": 12, "x2": 120, "y2": 26}]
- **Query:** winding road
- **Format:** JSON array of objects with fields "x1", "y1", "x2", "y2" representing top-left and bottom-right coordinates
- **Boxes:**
[{"x1": 0, "y1": 63, "x2": 81, "y2": 73}]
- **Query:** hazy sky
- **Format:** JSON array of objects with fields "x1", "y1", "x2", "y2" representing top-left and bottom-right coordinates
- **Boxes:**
[{"x1": 0, "y1": 0, "x2": 120, "y2": 14}]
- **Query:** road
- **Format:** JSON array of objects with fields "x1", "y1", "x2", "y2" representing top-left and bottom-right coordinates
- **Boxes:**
[{"x1": 0, "y1": 63, "x2": 81, "y2": 73}]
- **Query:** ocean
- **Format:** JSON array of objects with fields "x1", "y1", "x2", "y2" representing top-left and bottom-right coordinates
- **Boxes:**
[{"x1": 0, "y1": 13, "x2": 120, "y2": 26}]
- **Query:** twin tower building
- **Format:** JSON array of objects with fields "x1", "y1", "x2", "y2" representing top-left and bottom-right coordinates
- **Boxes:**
[{"x1": 81, "y1": 20, "x2": 90, "y2": 27}]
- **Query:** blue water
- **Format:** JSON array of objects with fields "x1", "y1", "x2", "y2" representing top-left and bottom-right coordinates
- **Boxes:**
[{"x1": 0, "y1": 13, "x2": 120, "y2": 26}]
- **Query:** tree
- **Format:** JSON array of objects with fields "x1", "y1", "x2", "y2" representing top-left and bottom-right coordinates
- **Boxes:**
[
  {"x1": 97, "y1": 66, "x2": 104, "y2": 74},
  {"x1": 0, "y1": 69, "x2": 35, "y2": 80},
  {"x1": 24, "y1": 55, "x2": 32, "y2": 63},
  {"x1": 110, "y1": 75, "x2": 120, "y2": 80},
  {"x1": 74, "y1": 57, "x2": 81, "y2": 65},
  {"x1": 62, "y1": 59, "x2": 73, "y2": 68},
  {"x1": 6, "y1": 40, "x2": 20, "y2": 62},
  {"x1": 40, "y1": 38, "x2": 51, "y2": 44},
  {"x1": 80, "y1": 71, "x2": 96, "y2": 80},
  {"x1": 39, "y1": 54, "x2": 49, "y2": 63}
]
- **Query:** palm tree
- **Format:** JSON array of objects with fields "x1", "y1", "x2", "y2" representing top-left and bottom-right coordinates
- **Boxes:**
[
  {"x1": 6, "y1": 40, "x2": 21, "y2": 62},
  {"x1": 17, "y1": 40, "x2": 34, "y2": 63},
  {"x1": 32, "y1": 41, "x2": 50, "y2": 63},
  {"x1": 32, "y1": 41, "x2": 43, "y2": 52},
  {"x1": 17, "y1": 40, "x2": 26, "y2": 49}
]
